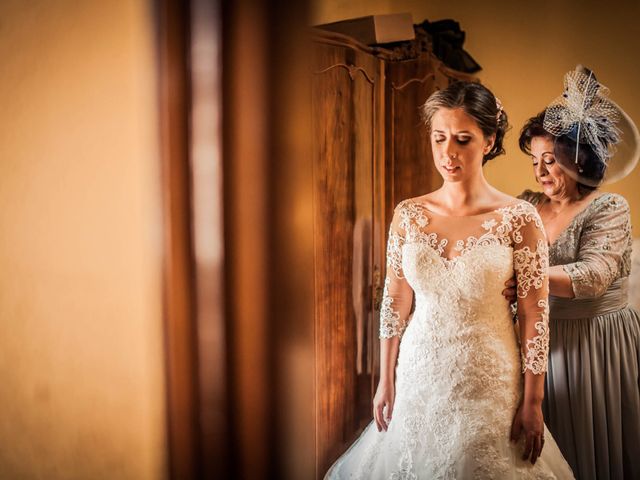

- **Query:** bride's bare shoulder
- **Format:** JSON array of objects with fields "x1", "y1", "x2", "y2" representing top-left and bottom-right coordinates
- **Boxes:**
[
  {"x1": 403, "y1": 192, "x2": 439, "y2": 207},
  {"x1": 489, "y1": 189, "x2": 519, "y2": 208},
  {"x1": 393, "y1": 193, "x2": 430, "y2": 211}
]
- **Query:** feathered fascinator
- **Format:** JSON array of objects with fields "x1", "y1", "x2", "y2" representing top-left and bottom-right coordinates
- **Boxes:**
[{"x1": 543, "y1": 66, "x2": 639, "y2": 186}]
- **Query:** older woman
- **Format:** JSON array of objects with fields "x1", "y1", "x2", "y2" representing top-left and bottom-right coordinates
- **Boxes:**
[{"x1": 505, "y1": 68, "x2": 640, "y2": 480}]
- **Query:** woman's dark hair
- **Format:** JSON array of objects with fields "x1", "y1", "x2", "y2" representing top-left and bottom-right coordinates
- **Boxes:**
[
  {"x1": 421, "y1": 81, "x2": 510, "y2": 165},
  {"x1": 519, "y1": 111, "x2": 603, "y2": 195}
]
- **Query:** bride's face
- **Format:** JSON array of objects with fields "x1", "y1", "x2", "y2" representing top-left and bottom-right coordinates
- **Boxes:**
[{"x1": 430, "y1": 107, "x2": 495, "y2": 182}]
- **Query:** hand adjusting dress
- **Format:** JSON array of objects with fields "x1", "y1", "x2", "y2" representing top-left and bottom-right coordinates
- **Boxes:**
[{"x1": 325, "y1": 198, "x2": 574, "y2": 479}]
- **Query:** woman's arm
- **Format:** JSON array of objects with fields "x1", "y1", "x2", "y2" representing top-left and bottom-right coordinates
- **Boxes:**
[
  {"x1": 503, "y1": 265, "x2": 573, "y2": 299},
  {"x1": 548, "y1": 265, "x2": 574, "y2": 298},
  {"x1": 374, "y1": 337, "x2": 401, "y2": 431},
  {"x1": 509, "y1": 202, "x2": 550, "y2": 464},
  {"x1": 560, "y1": 194, "x2": 631, "y2": 299},
  {"x1": 501, "y1": 190, "x2": 546, "y2": 302},
  {"x1": 374, "y1": 201, "x2": 414, "y2": 431},
  {"x1": 505, "y1": 194, "x2": 630, "y2": 300},
  {"x1": 379, "y1": 337, "x2": 401, "y2": 383}
]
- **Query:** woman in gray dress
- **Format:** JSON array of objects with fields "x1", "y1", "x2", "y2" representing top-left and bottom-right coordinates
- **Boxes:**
[{"x1": 504, "y1": 67, "x2": 640, "y2": 479}]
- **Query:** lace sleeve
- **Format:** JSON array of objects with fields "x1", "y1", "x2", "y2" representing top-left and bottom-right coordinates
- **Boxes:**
[
  {"x1": 379, "y1": 201, "x2": 415, "y2": 339},
  {"x1": 562, "y1": 194, "x2": 632, "y2": 299},
  {"x1": 512, "y1": 203, "x2": 550, "y2": 375}
]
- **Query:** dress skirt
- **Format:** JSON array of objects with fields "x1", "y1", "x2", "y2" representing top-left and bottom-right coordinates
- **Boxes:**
[{"x1": 543, "y1": 301, "x2": 640, "y2": 480}]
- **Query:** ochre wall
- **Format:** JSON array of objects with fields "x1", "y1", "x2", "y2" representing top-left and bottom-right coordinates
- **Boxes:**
[
  {"x1": 0, "y1": 1, "x2": 166, "y2": 478},
  {"x1": 313, "y1": 0, "x2": 640, "y2": 228}
]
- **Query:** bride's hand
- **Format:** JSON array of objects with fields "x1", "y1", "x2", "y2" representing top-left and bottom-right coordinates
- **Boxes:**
[
  {"x1": 510, "y1": 401, "x2": 545, "y2": 464},
  {"x1": 373, "y1": 380, "x2": 395, "y2": 432},
  {"x1": 502, "y1": 276, "x2": 517, "y2": 304}
]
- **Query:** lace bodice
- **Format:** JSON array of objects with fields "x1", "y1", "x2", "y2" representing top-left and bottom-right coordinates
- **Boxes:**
[
  {"x1": 379, "y1": 198, "x2": 550, "y2": 375},
  {"x1": 519, "y1": 190, "x2": 633, "y2": 299},
  {"x1": 326, "y1": 197, "x2": 576, "y2": 479}
]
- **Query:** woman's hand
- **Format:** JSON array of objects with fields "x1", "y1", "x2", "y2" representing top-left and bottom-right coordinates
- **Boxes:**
[
  {"x1": 373, "y1": 379, "x2": 395, "y2": 432},
  {"x1": 502, "y1": 276, "x2": 517, "y2": 304},
  {"x1": 510, "y1": 400, "x2": 545, "y2": 464}
]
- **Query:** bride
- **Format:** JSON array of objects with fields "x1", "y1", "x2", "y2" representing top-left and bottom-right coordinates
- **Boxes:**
[{"x1": 325, "y1": 82, "x2": 574, "y2": 479}]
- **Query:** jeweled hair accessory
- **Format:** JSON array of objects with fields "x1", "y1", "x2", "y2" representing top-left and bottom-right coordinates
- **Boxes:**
[
  {"x1": 495, "y1": 97, "x2": 503, "y2": 120},
  {"x1": 542, "y1": 66, "x2": 639, "y2": 186}
]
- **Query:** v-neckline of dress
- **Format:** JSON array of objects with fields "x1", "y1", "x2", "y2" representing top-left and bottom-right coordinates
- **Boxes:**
[
  {"x1": 402, "y1": 199, "x2": 526, "y2": 263},
  {"x1": 539, "y1": 193, "x2": 608, "y2": 248},
  {"x1": 410, "y1": 198, "x2": 522, "y2": 219}
]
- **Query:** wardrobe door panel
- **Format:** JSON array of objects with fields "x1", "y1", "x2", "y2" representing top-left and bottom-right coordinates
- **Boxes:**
[
  {"x1": 385, "y1": 54, "x2": 442, "y2": 216},
  {"x1": 312, "y1": 38, "x2": 382, "y2": 477}
]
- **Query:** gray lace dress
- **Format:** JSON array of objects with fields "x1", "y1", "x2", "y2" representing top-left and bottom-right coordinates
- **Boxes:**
[{"x1": 520, "y1": 190, "x2": 640, "y2": 480}]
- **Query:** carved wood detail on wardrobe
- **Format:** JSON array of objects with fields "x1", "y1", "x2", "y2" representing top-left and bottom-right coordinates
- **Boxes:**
[{"x1": 312, "y1": 29, "x2": 475, "y2": 478}]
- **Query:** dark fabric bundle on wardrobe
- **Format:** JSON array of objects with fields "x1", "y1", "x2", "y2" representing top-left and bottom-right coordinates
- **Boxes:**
[{"x1": 416, "y1": 19, "x2": 482, "y2": 73}]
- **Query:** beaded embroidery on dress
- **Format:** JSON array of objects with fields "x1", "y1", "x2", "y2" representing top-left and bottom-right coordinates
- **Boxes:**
[{"x1": 325, "y1": 199, "x2": 574, "y2": 479}]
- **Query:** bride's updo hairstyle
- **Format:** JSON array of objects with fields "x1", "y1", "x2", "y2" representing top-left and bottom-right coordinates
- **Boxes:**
[{"x1": 421, "y1": 81, "x2": 510, "y2": 165}]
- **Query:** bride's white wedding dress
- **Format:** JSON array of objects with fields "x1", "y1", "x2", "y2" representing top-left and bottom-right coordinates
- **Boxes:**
[{"x1": 326, "y1": 198, "x2": 574, "y2": 479}]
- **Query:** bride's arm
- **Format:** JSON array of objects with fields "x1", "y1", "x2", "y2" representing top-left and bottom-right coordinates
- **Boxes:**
[
  {"x1": 374, "y1": 201, "x2": 414, "y2": 432},
  {"x1": 505, "y1": 265, "x2": 573, "y2": 300},
  {"x1": 509, "y1": 203, "x2": 550, "y2": 464},
  {"x1": 379, "y1": 337, "x2": 401, "y2": 383},
  {"x1": 374, "y1": 337, "x2": 401, "y2": 431}
]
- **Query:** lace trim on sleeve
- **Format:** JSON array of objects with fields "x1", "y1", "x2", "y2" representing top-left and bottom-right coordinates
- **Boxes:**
[
  {"x1": 496, "y1": 202, "x2": 544, "y2": 245},
  {"x1": 387, "y1": 231, "x2": 405, "y2": 279},
  {"x1": 513, "y1": 239, "x2": 549, "y2": 298},
  {"x1": 562, "y1": 263, "x2": 588, "y2": 298},
  {"x1": 521, "y1": 299, "x2": 550, "y2": 375},
  {"x1": 379, "y1": 277, "x2": 406, "y2": 338}
]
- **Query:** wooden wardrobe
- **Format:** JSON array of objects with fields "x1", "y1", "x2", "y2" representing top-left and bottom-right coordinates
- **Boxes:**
[{"x1": 312, "y1": 29, "x2": 474, "y2": 477}]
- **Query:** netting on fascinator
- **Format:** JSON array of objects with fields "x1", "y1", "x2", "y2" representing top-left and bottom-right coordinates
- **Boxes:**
[{"x1": 542, "y1": 66, "x2": 640, "y2": 186}]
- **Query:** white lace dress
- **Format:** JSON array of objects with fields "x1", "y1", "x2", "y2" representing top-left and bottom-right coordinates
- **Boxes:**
[{"x1": 325, "y1": 198, "x2": 574, "y2": 479}]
